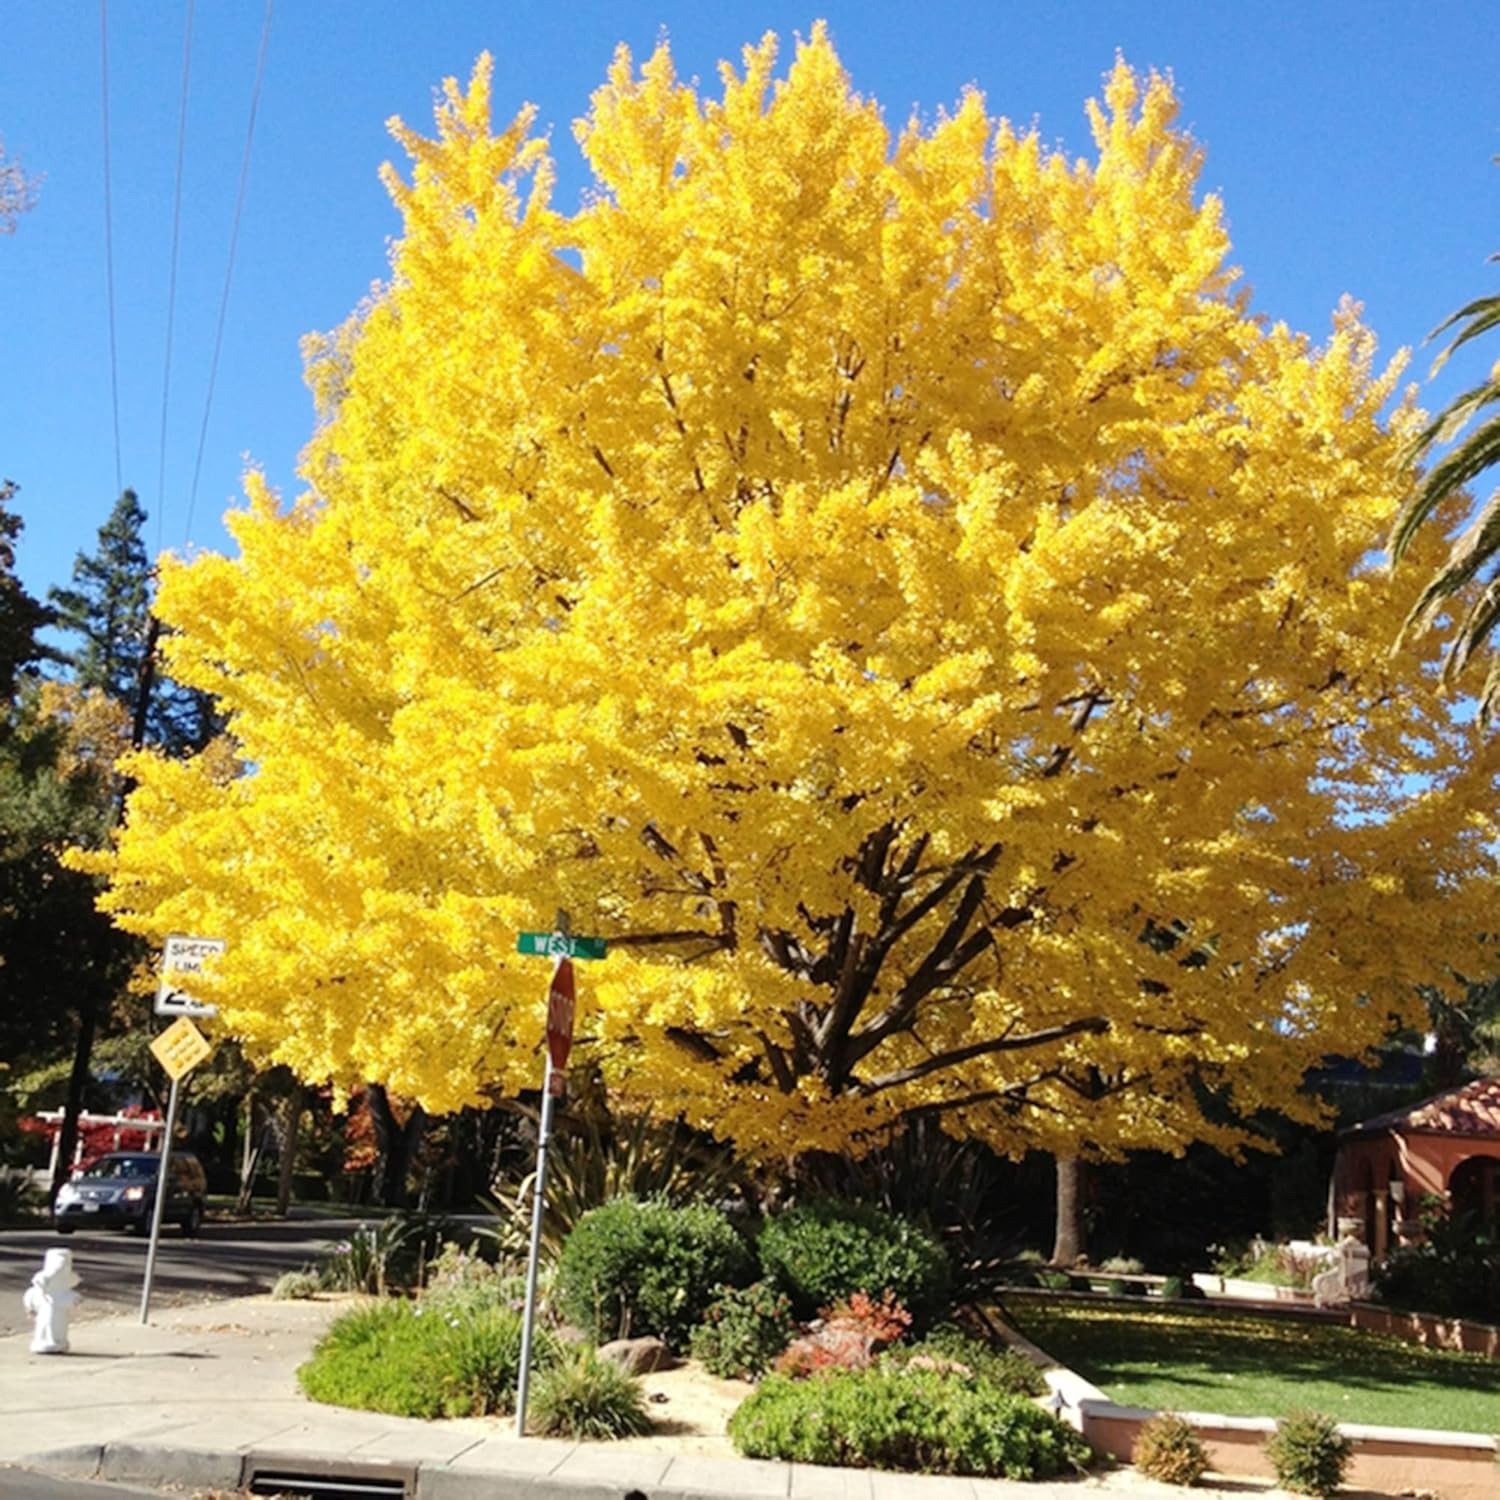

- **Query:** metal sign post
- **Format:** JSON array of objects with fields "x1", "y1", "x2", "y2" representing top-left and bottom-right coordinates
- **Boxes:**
[
  {"x1": 514, "y1": 1042, "x2": 559, "y2": 1437},
  {"x1": 138, "y1": 1073, "x2": 182, "y2": 1325},
  {"x1": 514, "y1": 911, "x2": 604, "y2": 1437},
  {"x1": 140, "y1": 1015, "x2": 213, "y2": 1324}
]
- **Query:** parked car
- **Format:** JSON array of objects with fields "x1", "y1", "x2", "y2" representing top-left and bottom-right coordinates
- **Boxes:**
[{"x1": 53, "y1": 1151, "x2": 207, "y2": 1236}]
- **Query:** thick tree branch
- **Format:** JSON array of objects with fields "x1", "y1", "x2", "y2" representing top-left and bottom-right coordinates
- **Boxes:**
[
  {"x1": 856, "y1": 1014, "x2": 1110, "y2": 1095},
  {"x1": 609, "y1": 928, "x2": 726, "y2": 949},
  {"x1": 850, "y1": 865, "x2": 998, "y2": 1061}
]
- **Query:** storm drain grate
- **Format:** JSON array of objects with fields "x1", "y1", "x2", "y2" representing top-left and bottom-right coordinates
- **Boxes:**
[{"x1": 246, "y1": 1457, "x2": 413, "y2": 1499}]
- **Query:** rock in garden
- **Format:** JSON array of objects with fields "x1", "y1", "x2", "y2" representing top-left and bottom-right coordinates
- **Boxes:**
[{"x1": 598, "y1": 1336, "x2": 677, "y2": 1374}]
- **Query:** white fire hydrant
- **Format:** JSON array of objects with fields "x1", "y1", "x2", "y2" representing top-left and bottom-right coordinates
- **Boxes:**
[{"x1": 23, "y1": 1247, "x2": 80, "y2": 1354}]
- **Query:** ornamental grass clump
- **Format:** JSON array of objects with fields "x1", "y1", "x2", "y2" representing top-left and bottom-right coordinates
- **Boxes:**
[
  {"x1": 1266, "y1": 1409, "x2": 1352, "y2": 1497},
  {"x1": 271, "y1": 1269, "x2": 321, "y2": 1301},
  {"x1": 528, "y1": 1348, "x2": 654, "y2": 1439},
  {"x1": 1132, "y1": 1412, "x2": 1209, "y2": 1487}
]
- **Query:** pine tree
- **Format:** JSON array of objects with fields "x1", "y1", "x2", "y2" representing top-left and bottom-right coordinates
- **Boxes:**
[
  {"x1": 0, "y1": 479, "x2": 51, "y2": 707},
  {"x1": 48, "y1": 490, "x2": 152, "y2": 708},
  {"x1": 48, "y1": 489, "x2": 221, "y2": 754}
]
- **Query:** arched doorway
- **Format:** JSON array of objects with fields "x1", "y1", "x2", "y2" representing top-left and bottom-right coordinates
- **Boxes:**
[{"x1": 1448, "y1": 1153, "x2": 1500, "y2": 1229}]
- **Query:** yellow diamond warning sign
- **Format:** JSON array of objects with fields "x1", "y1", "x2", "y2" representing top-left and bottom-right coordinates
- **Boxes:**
[{"x1": 150, "y1": 1017, "x2": 212, "y2": 1081}]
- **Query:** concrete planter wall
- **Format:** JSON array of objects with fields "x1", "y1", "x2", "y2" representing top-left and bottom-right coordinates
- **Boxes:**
[
  {"x1": 1346, "y1": 1301, "x2": 1500, "y2": 1357},
  {"x1": 1190, "y1": 1272, "x2": 1313, "y2": 1304}
]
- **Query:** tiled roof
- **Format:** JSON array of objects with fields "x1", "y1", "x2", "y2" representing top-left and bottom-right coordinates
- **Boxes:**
[{"x1": 1344, "y1": 1077, "x2": 1500, "y2": 1139}]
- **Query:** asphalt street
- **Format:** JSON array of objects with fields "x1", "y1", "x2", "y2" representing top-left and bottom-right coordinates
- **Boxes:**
[
  {"x1": 0, "y1": 1219, "x2": 357, "y2": 1334},
  {"x1": 0, "y1": 1472, "x2": 164, "y2": 1500}
]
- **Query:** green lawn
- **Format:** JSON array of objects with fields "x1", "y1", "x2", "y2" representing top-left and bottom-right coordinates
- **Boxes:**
[{"x1": 1002, "y1": 1296, "x2": 1500, "y2": 1435}]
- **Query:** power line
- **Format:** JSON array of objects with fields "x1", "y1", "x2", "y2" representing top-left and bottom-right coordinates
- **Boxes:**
[
  {"x1": 185, "y1": 0, "x2": 274, "y2": 546},
  {"x1": 99, "y1": 0, "x2": 122, "y2": 498},
  {"x1": 155, "y1": 0, "x2": 196, "y2": 556}
]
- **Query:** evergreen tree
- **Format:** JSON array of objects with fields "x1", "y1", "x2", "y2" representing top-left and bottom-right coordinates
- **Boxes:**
[
  {"x1": 0, "y1": 479, "x2": 51, "y2": 707},
  {"x1": 48, "y1": 489, "x2": 221, "y2": 754},
  {"x1": 48, "y1": 489, "x2": 152, "y2": 708},
  {"x1": 0, "y1": 682, "x2": 129, "y2": 1088}
]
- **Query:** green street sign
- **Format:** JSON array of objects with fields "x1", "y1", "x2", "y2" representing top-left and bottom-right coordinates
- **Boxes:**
[{"x1": 518, "y1": 931, "x2": 607, "y2": 961}]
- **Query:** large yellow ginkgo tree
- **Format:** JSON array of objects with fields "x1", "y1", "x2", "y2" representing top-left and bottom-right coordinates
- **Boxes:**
[{"x1": 83, "y1": 28, "x2": 1499, "y2": 1163}]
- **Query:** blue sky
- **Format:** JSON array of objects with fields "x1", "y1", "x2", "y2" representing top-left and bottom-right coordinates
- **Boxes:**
[{"x1": 2, "y1": 1, "x2": 1497, "y2": 603}]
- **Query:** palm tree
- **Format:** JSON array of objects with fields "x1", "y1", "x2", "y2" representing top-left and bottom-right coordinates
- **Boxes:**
[{"x1": 1390, "y1": 258, "x2": 1500, "y2": 720}]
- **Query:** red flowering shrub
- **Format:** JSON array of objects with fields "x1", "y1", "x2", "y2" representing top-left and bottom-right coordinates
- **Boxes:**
[{"x1": 772, "y1": 1290, "x2": 913, "y2": 1379}]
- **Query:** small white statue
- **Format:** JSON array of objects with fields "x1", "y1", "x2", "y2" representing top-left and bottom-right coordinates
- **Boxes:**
[{"x1": 23, "y1": 1247, "x2": 80, "y2": 1354}]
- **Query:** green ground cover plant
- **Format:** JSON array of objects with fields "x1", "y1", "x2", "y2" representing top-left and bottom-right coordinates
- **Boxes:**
[
  {"x1": 892, "y1": 1323, "x2": 1046, "y2": 1396},
  {"x1": 1005, "y1": 1297, "x2": 1500, "y2": 1433},
  {"x1": 298, "y1": 1298, "x2": 557, "y2": 1418},
  {"x1": 728, "y1": 1366, "x2": 1090, "y2": 1479}
]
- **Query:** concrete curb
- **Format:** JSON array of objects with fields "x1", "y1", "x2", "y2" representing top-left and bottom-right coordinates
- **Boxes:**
[{"x1": 24, "y1": 1438, "x2": 1093, "y2": 1500}]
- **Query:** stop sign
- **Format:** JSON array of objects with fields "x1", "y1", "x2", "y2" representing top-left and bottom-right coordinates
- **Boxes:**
[{"x1": 546, "y1": 957, "x2": 576, "y2": 1077}]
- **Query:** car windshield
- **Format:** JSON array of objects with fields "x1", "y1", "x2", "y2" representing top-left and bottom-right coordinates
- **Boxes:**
[{"x1": 79, "y1": 1156, "x2": 158, "y2": 1180}]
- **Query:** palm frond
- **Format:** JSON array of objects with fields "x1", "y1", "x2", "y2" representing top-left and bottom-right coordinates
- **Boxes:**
[{"x1": 1428, "y1": 291, "x2": 1500, "y2": 374}]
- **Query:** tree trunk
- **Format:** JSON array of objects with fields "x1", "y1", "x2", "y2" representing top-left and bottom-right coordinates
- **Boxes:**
[
  {"x1": 237, "y1": 1094, "x2": 263, "y2": 1214},
  {"x1": 275, "y1": 1084, "x2": 304, "y2": 1217},
  {"x1": 1051, "y1": 1154, "x2": 1087, "y2": 1266},
  {"x1": 367, "y1": 1083, "x2": 427, "y2": 1209},
  {"x1": 49, "y1": 995, "x2": 98, "y2": 1205}
]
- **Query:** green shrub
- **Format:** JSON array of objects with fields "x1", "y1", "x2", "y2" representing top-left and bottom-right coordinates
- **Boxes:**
[
  {"x1": 420, "y1": 1242, "x2": 527, "y2": 1317},
  {"x1": 690, "y1": 1280, "x2": 798, "y2": 1379},
  {"x1": 728, "y1": 1367, "x2": 1090, "y2": 1479},
  {"x1": 529, "y1": 1348, "x2": 654, "y2": 1439},
  {"x1": 1101, "y1": 1256, "x2": 1145, "y2": 1275},
  {"x1": 0, "y1": 1172, "x2": 42, "y2": 1221},
  {"x1": 1375, "y1": 1205, "x2": 1500, "y2": 1323},
  {"x1": 317, "y1": 1211, "x2": 452, "y2": 1294},
  {"x1": 1036, "y1": 1270, "x2": 1073, "y2": 1291},
  {"x1": 1266, "y1": 1410, "x2": 1352, "y2": 1497},
  {"x1": 271, "y1": 1269, "x2": 322, "y2": 1301},
  {"x1": 757, "y1": 1199, "x2": 950, "y2": 1326},
  {"x1": 1133, "y1": 1412, "x2": 1208, "y2": 1487},
  {"x1": 893, "y1": 1323, "x2": 1046, "y2": 1397},
  {"x1": 298, "y1": 1299, "x2": 556, "y2": 1418},
  {"x1": 557, "y1": 1197, "x2": 753, "y2": 1348}
]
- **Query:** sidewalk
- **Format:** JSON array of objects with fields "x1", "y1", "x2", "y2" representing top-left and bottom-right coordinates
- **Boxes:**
[{"x1": 0, "y1": 1293, "x2": 1285, "y2": 1500}]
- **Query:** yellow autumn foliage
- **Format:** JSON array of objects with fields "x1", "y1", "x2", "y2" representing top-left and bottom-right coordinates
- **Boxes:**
[{"x1": 81, "y1": 29, "x2": 1500, "y2": 1160}]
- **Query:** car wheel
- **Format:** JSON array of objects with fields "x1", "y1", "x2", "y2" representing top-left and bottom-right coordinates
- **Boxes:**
[
  {"x1": 180, "y1": 1203, "x2": 203, "y2": 1237},
  {"x1": 55, "y1": 1222, "x2": 74, "y2": 1236}
]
